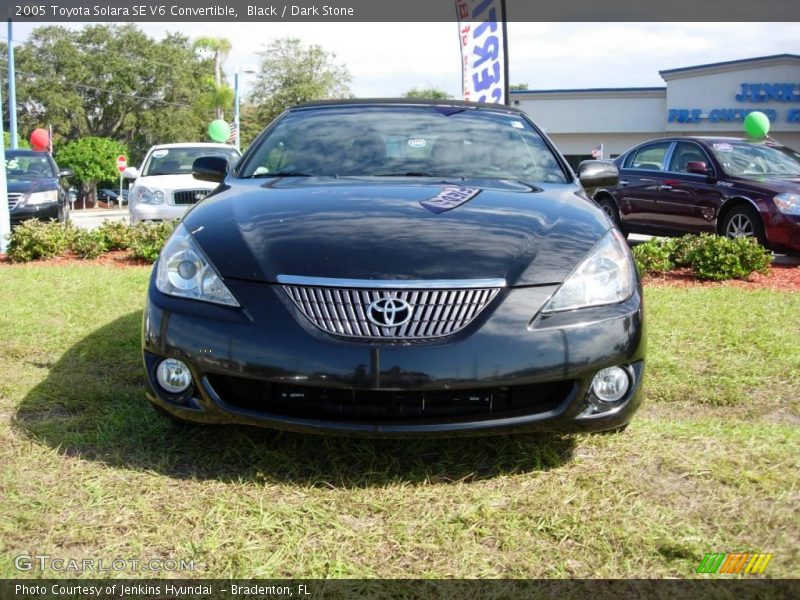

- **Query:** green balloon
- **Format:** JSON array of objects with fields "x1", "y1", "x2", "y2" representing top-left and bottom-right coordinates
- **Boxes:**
[
  {"x1": 743, "y1": 111, "x2": 770, "y2": 138},
  {"x1": 208, "y1": 119, "x2": 231, "y2": 143}
]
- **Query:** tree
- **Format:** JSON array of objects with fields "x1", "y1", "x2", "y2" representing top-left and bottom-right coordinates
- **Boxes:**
[
  {"x1": 4, "y1": 132, "x2": 30, "y2": 149},
  {"x1": 7, "y1": 24, "x2": 213, "y2": 160},
  {"x1": 55, "y1": 137, "x2": 127, "y2": 205},
  {"x1": 193, "y1": 36, "x2": 233, "y2": 120},
  {"x1": 249, "y1": 38, "x2": 351, "y2": 127},
  {"x1": 510, "y1": 83, "x2": 529, "y2": 91},
  {"x1": 403, "y1": 87, "x2": 452, "y2": 99}
]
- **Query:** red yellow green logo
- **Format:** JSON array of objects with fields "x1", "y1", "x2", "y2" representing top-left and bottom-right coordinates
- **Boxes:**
[{"x1": 697, "y1": 553, "x2": 772, "y2": 574}]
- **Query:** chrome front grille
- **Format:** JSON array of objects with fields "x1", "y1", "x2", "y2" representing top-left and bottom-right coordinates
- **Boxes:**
[
  {"x1": 172, "y1": 189, "x2": 209, "y2": 205},
  {"x1": 280, "y1": 276, "x2": 503, "y2": 340},
  {"x1": 7, "y1": 193, "x2": 21, "y2": 210}
]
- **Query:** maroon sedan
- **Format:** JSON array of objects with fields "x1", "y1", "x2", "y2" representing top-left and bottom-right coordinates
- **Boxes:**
[{"x1": 594, "y1": 137, "x2": 800, "y2": 253}]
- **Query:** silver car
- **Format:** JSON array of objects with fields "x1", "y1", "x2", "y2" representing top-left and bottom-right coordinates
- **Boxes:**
[{"x1": 124, "y1": 143, "x2": 240, "y2": 224}]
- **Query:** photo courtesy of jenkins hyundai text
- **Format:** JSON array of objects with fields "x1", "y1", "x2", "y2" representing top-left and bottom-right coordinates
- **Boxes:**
[{"x1": 143, "y1": 100, "x2": 645, "y2": 436}]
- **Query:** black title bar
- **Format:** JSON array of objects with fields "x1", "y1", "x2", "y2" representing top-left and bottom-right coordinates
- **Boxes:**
[{"x1": 2, "y1": 0, "x2": 800, "y2": 22}]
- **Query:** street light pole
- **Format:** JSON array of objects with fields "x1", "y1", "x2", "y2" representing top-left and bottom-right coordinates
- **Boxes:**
[
  {"x1": 1, "y1": 73, "x2": 10, "y2": 254},
  {"x1": 232, "y1": 66, "x2": 257, "y2": 153},
  {"x1": 234, "y1": 71, "x2": 241, "y2": 152},
  {"x1": 7, "y1": 20, "x2": 18, "y2": 149}
]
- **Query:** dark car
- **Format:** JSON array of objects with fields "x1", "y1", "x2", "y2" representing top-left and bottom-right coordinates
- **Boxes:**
[
  {"x1": 97, "y1": 188, "x2": 121, "y2": 206},
  {"x1": 593, "y1": 137, "x2": 800, "y2": 253},
  {"x1": 143, "y1": 99, "x2": 644, "y2": 436},
  {"x1": 5, "y1": 149, "x2": 73, "y2": 225}
]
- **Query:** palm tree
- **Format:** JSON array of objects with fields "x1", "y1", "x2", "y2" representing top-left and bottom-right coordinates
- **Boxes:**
[{"x1": 194, "y1": 36, "x2": 233, "y2": 120}]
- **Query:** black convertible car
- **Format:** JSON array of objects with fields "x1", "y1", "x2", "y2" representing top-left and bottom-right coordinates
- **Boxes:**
[{"x1": 143, "y1": 100, "x2": 645, "y2": 436}]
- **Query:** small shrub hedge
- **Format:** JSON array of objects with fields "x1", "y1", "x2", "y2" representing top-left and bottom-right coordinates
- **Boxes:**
[
  {"x1": 70, "y1": 229, "x2": 109, "y2": 260},
  {"x1": 686, "y1": 235, "x2": 772, "y2": 281},
  {"x1": 5, "y1": 220, "x2": 71, "y2": 262},
  {"x1": 129, "y1": 221, "x2": 176, "y2": 262},
  {"x1": 96, "y1": 220, "x2": 133, "y2": 251},
  {"x1": 633, "y1": 233, "x2": 772, "y2": 281},
  {"x1": 5, "y1": 219, "x2": 176, "y2": 264},
  {"x1": 632, "y1": 238, "x2": 673, "y2": 275}
]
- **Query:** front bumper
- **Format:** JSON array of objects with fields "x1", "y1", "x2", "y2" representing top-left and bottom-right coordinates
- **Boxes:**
[
  {"x1": 10, "y1": 203, "x2": 59, "y2": 225},
  {"x1": 129, "y1": 202, "x2": 190, "y2": 224},
  {"x1": 764, "y1": 211, "x2": 800, "y2": 254},
  {"x1": 143, "y1": 274, "x2": 646, "y2": 437}
]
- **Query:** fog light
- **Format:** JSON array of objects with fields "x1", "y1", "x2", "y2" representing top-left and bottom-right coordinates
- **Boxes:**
[
  {"x1": 156, "y1": 358, "x2": 192, "y2": 393},
  {"x1": 591, "y1": 366, "x2": 629, "y2": 403}
]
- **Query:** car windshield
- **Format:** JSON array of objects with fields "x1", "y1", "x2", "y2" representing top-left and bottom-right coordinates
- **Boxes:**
[
  {"x1": 239, "y1": 105, "x2": 569, "y2": 183},
  {"x1": 143, "y1": 147, "x2": 240, "y2": 176},
  {"x1": 709, "y1": 141, "x2": 800, "y2": 178},
  {"x1": 4, "y1": 152, "x2": 56, "y2": 180}
]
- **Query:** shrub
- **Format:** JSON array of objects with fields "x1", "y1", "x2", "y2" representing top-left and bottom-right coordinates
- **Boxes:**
[
  {"x1": 685, "y1": 234, "x2": 772, "y2": 281},
  {"x1": 69, "y1": 229, "x2": 109, "y2": 260},
  {"x1": 632, "y1": 238, "x2": 673, "y2": 275},
  {"x1": 129, "y1": 221, "x2": 176, "y2": 262},
  {"x1": 670, "y1": 234, "x2": 704, "y2": 268},
  {"x1": 96, "y1": 220, "x2": 132, "y2": 251},
  {"x1": 5, "y1": 219, "x2": 71, "y2": 262}
]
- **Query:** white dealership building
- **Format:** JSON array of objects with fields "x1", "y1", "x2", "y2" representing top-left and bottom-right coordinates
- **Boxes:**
[{"x1": 511, "y1": 54, "x2": 800, "y2": 169}]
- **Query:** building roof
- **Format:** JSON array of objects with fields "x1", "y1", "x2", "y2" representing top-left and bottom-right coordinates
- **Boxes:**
[
  {"x1": 510, "y1": 87, "x2": 665, "y2": 95},
  {"x1": 659, "y1": 54, "x2": 800, "y2": 78}
]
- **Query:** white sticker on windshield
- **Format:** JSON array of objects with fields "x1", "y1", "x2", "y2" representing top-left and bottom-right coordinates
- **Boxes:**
[
  {"x1": 152, "y1": 149, "x2": 169, "y2": 158},
  {"x1": 510, "y1": 121, "x2": 525, "y2": 129},
  {"x1": 713, "y1": 143, "x2": 733, "y2": 152},
  {"x1": 408, "y1": 138, "x2": 427, "y2": 148},
  {"x1": 420, "y1": 186, "x2": 481, "y2": 214}
]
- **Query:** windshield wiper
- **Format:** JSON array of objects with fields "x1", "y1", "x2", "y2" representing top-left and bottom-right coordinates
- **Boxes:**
[{"x1": 248, "y1": 171, "x2": 312, "y2": 178}]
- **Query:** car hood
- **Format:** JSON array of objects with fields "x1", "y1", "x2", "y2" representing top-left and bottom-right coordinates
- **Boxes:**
[
  {"x1": 183, "y1": 178, "x2": 610, "y2": 287},
  {"x1": 7, "y1": 178, "x2": 58, "y2": 194},
  {"x1": 134, "y1": 174, "x2": 219, "y2": 191}
]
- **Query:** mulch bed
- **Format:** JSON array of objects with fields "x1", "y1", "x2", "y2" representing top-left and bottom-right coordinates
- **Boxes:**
[
  {"x1": 2, "y1": 252, "x2": 799, "y2": 290},
  {"x1": 0, "y1": 250, "x2": 150, "y2": 268},
  {"x1": 642, "y1": 263, "x2": 800, "y2": 292}
]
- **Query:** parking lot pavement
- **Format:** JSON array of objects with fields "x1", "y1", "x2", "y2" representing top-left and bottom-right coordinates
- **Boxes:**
[{"x1": 70, "y1": 208, "x2": 127, "y2": 230}]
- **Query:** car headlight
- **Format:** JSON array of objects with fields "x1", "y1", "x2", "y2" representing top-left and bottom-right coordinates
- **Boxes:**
[
  {"x1": 156, "y1": 224, "x2": 239, "y2": 307},
  {"x1": 135, "y1": 186, "x2": 166, "y2": 205},
  {"x1": 542, "y1": 228, "x2": 635, "y2": 313},
  {"x1": 774, "y1": 193, "x2": 800, "y2": 215},
  {"x1": 25, "y1": 190, "x2": 59, "y2": 205}
]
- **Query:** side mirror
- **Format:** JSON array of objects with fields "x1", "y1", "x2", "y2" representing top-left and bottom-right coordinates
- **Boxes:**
[
  {"x1": 122, "y1": 166, "x2": 140, "y2": 179},
  {"x1": 685, "y1": 161, "x2": 711, "y2": 176},
  {"x1": 58, "y1": 168, "x2": 74, "y2": 179},
  {"x1": 578, "y1": 160, "x2": 619, "y2": 189},
  {"x1": 193, "y1": 156, "x2": 228, "y2": 183}
]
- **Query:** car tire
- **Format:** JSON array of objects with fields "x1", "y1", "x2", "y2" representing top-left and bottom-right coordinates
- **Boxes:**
[
  {"x1": 721, "y1": 205, "x2": 766, "y2": 246},
  {"x1": 595, "y1": 196, "x2": 627, "y2": 237},
  {"x1": 149, "y1": 401, "x2": 198, "y2": 429}
]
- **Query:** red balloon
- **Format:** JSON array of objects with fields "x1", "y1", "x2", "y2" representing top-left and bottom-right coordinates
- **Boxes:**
[{"x1": 30, "y1": 128, "x2": 49, "y2": 151}]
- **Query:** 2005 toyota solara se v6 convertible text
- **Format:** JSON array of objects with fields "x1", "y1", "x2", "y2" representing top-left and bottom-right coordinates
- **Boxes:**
[{"x1": 143, "y1": 100, "x2": 645, "y2": 436}]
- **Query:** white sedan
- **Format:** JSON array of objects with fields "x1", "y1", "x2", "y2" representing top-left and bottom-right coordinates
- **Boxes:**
[{"x1": 124, "y1": 143, "x2": 240, "y2": 224}]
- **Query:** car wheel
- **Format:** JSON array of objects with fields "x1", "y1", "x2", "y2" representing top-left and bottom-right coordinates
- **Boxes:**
[
  {"x1": 596, "y1": 196, "x2": 627, "y2": 237},
  {"x1": 721, "y1": 205, "x2": 766, "y2": 246}
]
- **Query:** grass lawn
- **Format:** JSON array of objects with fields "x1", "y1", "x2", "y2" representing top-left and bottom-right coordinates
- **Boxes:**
[{"x1": 0, "y1": 264, "x2": 797, "y2": 579}]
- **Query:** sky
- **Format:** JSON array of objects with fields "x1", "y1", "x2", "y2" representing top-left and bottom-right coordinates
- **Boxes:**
[{"x1": 7, "y1": 21, "x2": 800, "y2": 97}]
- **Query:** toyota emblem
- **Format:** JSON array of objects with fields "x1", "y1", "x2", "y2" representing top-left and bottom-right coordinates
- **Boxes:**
[{"x1": 366, "y1": 297, "x2": 413, "y2": 328}]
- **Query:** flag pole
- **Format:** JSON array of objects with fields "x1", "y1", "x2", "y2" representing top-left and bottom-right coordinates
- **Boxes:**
[{"x1": 501, "y1": 0, "x2": 509, "y2": 105}]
